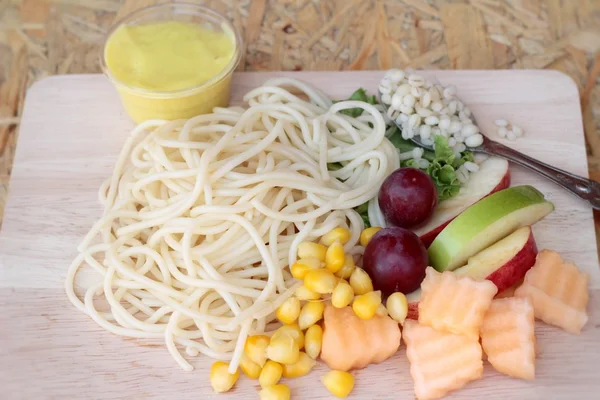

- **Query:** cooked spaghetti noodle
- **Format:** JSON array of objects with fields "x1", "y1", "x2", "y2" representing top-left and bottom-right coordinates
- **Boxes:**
[{"x1": 65, "y1": 78, "x2": 399, "y2": 372}]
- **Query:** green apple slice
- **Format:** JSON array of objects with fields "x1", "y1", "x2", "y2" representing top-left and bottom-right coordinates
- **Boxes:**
[{"x1": 428, "y1": 185, "x2": 553, "y2": 272}]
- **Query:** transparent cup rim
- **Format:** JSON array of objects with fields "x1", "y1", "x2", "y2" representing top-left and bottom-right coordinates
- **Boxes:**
[{"x1": 100, "y1": 2, "x2": 242, "y2": 98}]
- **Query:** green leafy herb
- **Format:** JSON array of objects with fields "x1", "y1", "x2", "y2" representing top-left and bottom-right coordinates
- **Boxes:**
[
  {"x1": 334, "y1": 88, "x2": 377, "y2": 118},
  {"x1": 354, "y1": 202, "x2": 371, "y2": 228}
]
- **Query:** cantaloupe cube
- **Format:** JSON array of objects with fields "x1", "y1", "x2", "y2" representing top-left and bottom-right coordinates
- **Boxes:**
[
  {"x1": 403, "y1": 320, "x2": 483, "y2": 400},
  {"x1": 481, "y1": 297, "x2": 536, "y2": 380},
  {"x1": 514, "y1": 249, "x2": 589, "y2": 334},
  {"x1": 418, "y1": 267, "x2": 498, "y2": 339}
]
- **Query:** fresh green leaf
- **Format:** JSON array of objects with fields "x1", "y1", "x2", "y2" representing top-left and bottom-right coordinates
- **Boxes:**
[
  {"x1": 335, "y1": 88, "x2": 377, "y2": 118},
  {"x1": 433, "y1": 135, "x2": 455, "y2": 164},
  {"x1": 354, "y1": 202, "x2": 371, "y2": 228},
  {"x1": 388, "y1": 128, "x2": 435, "y2": 161}
]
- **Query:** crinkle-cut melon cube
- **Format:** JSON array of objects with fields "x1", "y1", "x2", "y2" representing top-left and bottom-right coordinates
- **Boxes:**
[
  {"x1": 481, "y1": 297, "x2": 536, "y2": 380},
  {"x1": 418, "y1": 267, "x2": 498, "y2": 339},
  {"x1": 514, "y1": 249, "x2": 589, "y2": 334},
  {"x1": 403, "y1": 320, "x2": 483, "y2": 400}
]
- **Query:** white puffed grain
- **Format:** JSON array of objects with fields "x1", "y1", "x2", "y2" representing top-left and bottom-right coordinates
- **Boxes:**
[
  {"x1": 421, "y1": 137, "x2": 434, "y2": 147},
  {"x1": 397, "y1": 83, "x2": 411, "y2": 96},
  {"x1": 448, "y1": 100, "x2": 458, "y2": 115},
  {"x1": 391, "y1": 93, "x2": 403, "y2": 109},
  {"x1": 403, "y1": 94, "x2": 416, "y2": 107},
  {"x1": 431, "y1": 101, "x2": 443, "y2": 112},
  {"x1": 421, "y1": 92, "x2": 431, "y2": 108},
  {"x1": 449, "y1": 120, "x2": 462, "y2": 134},
  {"x1": 382, "y1": 93, "x2": 392, "y2": 104},
  {"x1": 412, "y1": 147, "x2": 424, "y2": 160},
  {"x1": 418, "y1": 159, "x2": 430, "y2": 169},
  {"x1": 416, "y1": 106, "x2": 433, "y2": 117},
  {"x1": 408, "y1": 114, "x2": 421, "y2": 128},
  {"x1": 438, "y1": 117, "x2": 451, "y2": 131},
  {"x1": 497, "y1": 127, "x2": 507, "y2": 138},
  {"x1": 443, "y1": 85, "x2": 457, "y2": 99},
  {"x1": 465, "y1": 133, "x2": 484, "y2": 147},
  {"x1": 431, "y1": 127, "x2": 442, "y2": 137},
  {"x1": 454, "y1": 143, "x2": 466, "y2": 153},
  {"x1": 399, "y1": 104, "x2": 414, "y2": 115},
  {"x1": 506, "y1": 130, "x2": 517, "y2": 141},
  {"x1": 512, "y1": 125, "x2": 523, "y2": 136},
  {"x1": 448, "y1": 137, "x2": 457, "y2": 147},
  {"x1": 388, "y1": 69, "x2": 406, "y2": 82},
  {"x1": 419, "y1": 124, "x2": 432, "y2": 139},
  {"x1": 424, "y1": 116, "x2": 440, "y2": 125},
  {"x1": 463, "y1": 161, "x2": 479, "y2": 172},
  {"x1": 411, "y1": 86, "x2": 423, "y2": 98},
  {"x1": 461, "y1": 124, "x2": 478, "y2": 137},
  {"x1": 494, "y1": 119, "x2": 508, "y2": 127},
  {"x1": 463, "y1": 107, "x2": 472, "y2": 117},
  {"x1": 408, "y1": 74, "x2": 425, "y2": 87},
  {"x1": 454, "y1": 134, "x2": 464, "y2": 143}
]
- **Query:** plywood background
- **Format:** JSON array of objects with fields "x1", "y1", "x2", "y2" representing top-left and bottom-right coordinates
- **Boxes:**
[{"x1": 1, "y1": 0, "x2": 600, "y2": 247}]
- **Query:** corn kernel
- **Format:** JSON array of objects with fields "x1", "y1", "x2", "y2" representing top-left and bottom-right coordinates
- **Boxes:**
[
  {"x1": 267, "y1": 334, "x2": 300, "y2": 365},
  {"x1": 349, "y1": 268, "x2": 373, "y2": 295},
  {"x1": 244, "y1": 335, "x2": 270, "y2": 367},
  {"x1": 239, "y1": 354, "x2": 261, "y2": 379},
  {"x1": 304, "y1": 269, "x2": 337, "y2": 294},
  {"x1": 290, "y1": 257, "x2": 322, "y2": 279},
  {"x1": 298, "y1": 301, "x2": 325, "y2": 330},
  {"x1": 331, "y1": 281, "x2": 354, "y2": 308},
  {"x1": 322, "y1": 370, "x2": 355, "y2": 398},
  {"x1": 276, "y1": 296, "x2": 301, "y2": 325},
  {"x1": 259, "y1": 384, "x2": 291, "y2": 400},
  {"x1": 375, "y1": 303, "x2": 388, "y2": 317},
  {"x1": 321, "y1": 227, "x2": 351, "y2": 246},
  {"x1": 210, "y1": 361, "x2": 240, "y2": 393},
  {"x1": 335, "y1": 256, "x2": 356, "y2": 279},
  {"x1": 259, "y1": 360, "x2": 283, "y2": 388},
  {"x1": 282, "y1": 351, "x2": 316, "y2": 378},
  {"x1": 352, "y1": 291, "x2": 382, "y2": 320},
  {"x1": 271, "y1": 323, "x2": 304, "y2": 349},
  {"x1": 295, "y1": 284, "x2": 321, "y2": 301},
  {"x1": 360, "y1": 227, "x2": 382, "y2": 247},
  {"x1": 297, "y1": 242, "x2": 327, "y2": 261},
  {"x1": 304, "y1": 324, "x2": 323, "y2": 359},
  {"x1": 386, "y1": 292, "x2": 408, "y2": 324},
  {"x1": 325, "y1": 242, "x2": 346, "y2": 273}
]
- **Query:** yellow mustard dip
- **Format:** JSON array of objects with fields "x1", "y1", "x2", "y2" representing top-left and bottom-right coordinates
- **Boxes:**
[{"x1": 104, "y1": 21, "x2": 237, "y2": 122}]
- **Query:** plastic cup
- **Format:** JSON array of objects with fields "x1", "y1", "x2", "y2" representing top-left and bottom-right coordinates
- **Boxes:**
[{"x1": 100, "y1": 3, "x2": 242, "y2": 123}]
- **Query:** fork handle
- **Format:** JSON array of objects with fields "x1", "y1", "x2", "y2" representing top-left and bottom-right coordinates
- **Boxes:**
[{"x1": 483, "y1": 140, "x2": 600, "y2": 209}]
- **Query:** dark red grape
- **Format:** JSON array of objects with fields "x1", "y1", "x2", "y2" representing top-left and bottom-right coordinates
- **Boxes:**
[
  {"x1": 362, "y1": 227, "x2": 428, "y2": 296},
  {"x1": 378, "y1": 167, "x2": 437, "y2": 228}
]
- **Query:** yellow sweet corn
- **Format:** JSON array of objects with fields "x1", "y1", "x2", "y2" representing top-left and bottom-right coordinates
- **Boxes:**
[
  {"x1": 352, "y1": 291, "x2": 382, "y2": 320},
  {"x1": 321, "y1": 227, "x2": 351, "y2": 246},
  {"x1": 304, "y1": 268, "x2": 337, "y2": 294},
  {"x1": 239, "y1": 354, "x2": 261, "y2": 379},
  {"x1": 325, "y1": 242, "x2": 346, "y2": 273},
  {"x1": 259, "y1": 360, "x2": 283, "y2": 388},
  {"x1": 271, "y1": 323, "x2": 304, "y2": 349},
  {"x1": 304, "y1": 324, "x2": 323, "y2": 359},
  {"x1": 335, "y1": 256, "x2": 356, "y2": 279},
  {"x1": 321, "y1": 370, "x2": 355, "y2": 398},
  {"x1": 282, "y1": 351, "x2": 316, "y2": 378},
  {"x1": 297, "y1": 242, "x2": 327, "y2": 261},
  {"x1": 298, "y1": 301, "x2": 325, "y2": 330},
  {"x1": 276, "y1": 296, "x2": 301, "y2": 325},
  {"x1": 259, "y1": 384, "x2": 291, "y2": 400},
  {"x1": 290, "y1": 257, "x2": 322, "y2": 280},
  {"x1": 209, "y1": 361, "x2": 240, "y2": 393},
  {"x1": 349, "y1": 268, "x2": 373, "y2": 295},
  {"x1": 331, "y1": 281, "x2": 354, "y2": 308},
  {"x1": 386, "y1": 292, "x2": 408, "y2": 324},
  {"x1": 360, "y1": 227, "x2": 382, "y2": 247},
  {"x1": 295, "y1": 284, "x2": 321, "y2": 301},
  {"x1": 267, "y1": 333, "x2": 300, "y2": 365},
  {"x1": 244, "y1": 335, "x2": 270, "y2": 367}
]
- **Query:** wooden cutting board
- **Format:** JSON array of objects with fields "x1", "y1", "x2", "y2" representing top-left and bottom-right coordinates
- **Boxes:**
[{"x1": 1, "y1": 71, "x2": 599, "y2": 400}]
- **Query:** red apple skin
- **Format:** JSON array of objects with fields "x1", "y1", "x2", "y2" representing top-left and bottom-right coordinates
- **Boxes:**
[
  {"x1": 407, "y1": 302, "x2": 419, "y2": 320},
  {"x1": 486, "y1": 229, "x2": 537, "y2": 293},
  {"x1": 418, "y1": 170, "x2": 511, "y2": 247}
]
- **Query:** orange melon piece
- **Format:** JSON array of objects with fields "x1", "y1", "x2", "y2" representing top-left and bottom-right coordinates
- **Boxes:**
[
  {"x1": 403, "y1": 319, "x2": 483, "y2": 400},
  {"x1": 481, "y1": 297, "x2": 536, "y2": 380},
  {"x1": 418, "y1": 267, "x2": 498, "y2": 339},
  {"x1": 514, "y1": 249, "x2": 589, "y2": 334},
  {"x1": 321, "y1": 304, "x2": 401, "y2": 371}
]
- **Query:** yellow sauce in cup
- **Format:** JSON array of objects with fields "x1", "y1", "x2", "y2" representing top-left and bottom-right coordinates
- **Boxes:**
[{"x1": 102, "y1": 5, "x2": 240, "y2": 123}]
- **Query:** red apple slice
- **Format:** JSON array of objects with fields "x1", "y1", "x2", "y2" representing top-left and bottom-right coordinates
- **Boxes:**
[
  {"x1": 413, "y1": 157, "x2": 510, "y2": 247},
  {"x1": 404, "y1": 226, "x2": 536, "y2": 320},
  {"x1": 453, "y1": 226, "x2": 537, "y2": 293}
]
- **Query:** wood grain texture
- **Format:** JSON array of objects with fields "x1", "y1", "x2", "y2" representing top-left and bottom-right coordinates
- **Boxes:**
[{"x1": 0, "y1": 71, "x2": 599, "y2": 399}]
